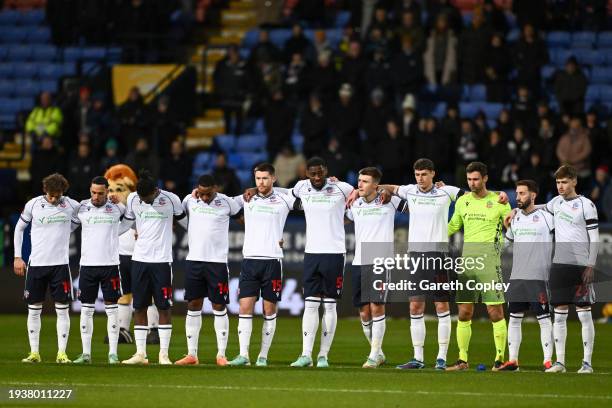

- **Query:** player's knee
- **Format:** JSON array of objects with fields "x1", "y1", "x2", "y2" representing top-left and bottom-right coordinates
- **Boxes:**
[
  {"x1": 188, "y1": 299, "x2": 204, "y2": 311},
  {"x1": 487, "y1": 306, "x2": 504, "y2": 322},
  {"x1": 410, "y1": 301, "x2": 425, "y2": 315},
  {"x1": 211, "y1": 303, "x2": 226, "y2": 312}
]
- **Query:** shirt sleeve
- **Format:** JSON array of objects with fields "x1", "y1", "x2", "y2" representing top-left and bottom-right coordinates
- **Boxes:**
[
  {"x1": 170, "y1": 193, "x2": 184, "y2": 217},
  {"x1": 396, "y1": 185, "x2": 411, "y2": 200},
  {"x1": 443, "y1": 185, "x2": 461, "y2": 201},
  {"x1": 233, "y1": 195, "x2": 245, "y2": 209},
  {"x1": 291, "y1": 181, "x2": 304, "y2": 198},
  {"x1": 505, "y1": 220, "x2": 514, "y2": 241},
  {"x1": 226, "y1": 195, "x2": 242, "y2": 215},
  {"x1": 545, "y1": 197, "x2": 555, "y2": 214},
  {"x1": 447, "y1": 200, "x2": 464, "y2": 236},
  {"x1": 391, "y1": 195, "x2": 409, "y2": 213},
  {"x1": 124, "y1": 193, "x2": 136, "y2": 220},
  {"x1": 345, "y1": 208, "x2": 354, "y2": 221},
  {"x1": 181, "y1": 195, "x2": 190, "y2": 216},
  {"x1": 543, "y1": 211, "x2": 555, "y2": 234},
  {"x1": 20, "y1": 198, "x2": 36, "y2": 223},
  {"x1": 338, "y1": 181, "x2": 354, "y2": 198},
  {"x1": 583, "y1": 198, "x2": 599, "y2": 226},
  {"x1": 500, "y1": 202, "x2": 512, "y2": 221}
]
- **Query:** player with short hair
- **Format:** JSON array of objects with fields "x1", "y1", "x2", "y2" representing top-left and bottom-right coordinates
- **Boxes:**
[
  {"x1": 228, "y1": 163, "x2": 300, "y2": 366},
  {"x1": 14, "y1": 173, "x2": 80, "y2": 364},
  {"x1": 174, "y1": 175, "x2": 241, "y2": 366},
  {"x1": 345, "y1": 167, "x2": 408, "y2": 368},
  {"x1": 121, "y1": 171, "x2": 185, "y2": 365},
  {"x1": 72, "y1": 176, "x2": 133, "y2": 364},
  {"x1": 497, "y1": 180, "x2": 555, "y2": 371},
  {"x1": 446, "y1": 162, "x2": 511, "y2": 371},
  {"x1": 543, "y1": 165, "x2": 599, "y2": 374}
]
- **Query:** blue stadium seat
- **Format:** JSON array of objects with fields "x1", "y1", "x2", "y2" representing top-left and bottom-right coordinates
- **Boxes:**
[
  {"x1": 82, "y1": 47, "x2": 106, "y2": 61},
  {"x1": 459, "y1": 102, "x2": 479, "y2": 118},
  {"x1": 505, "y1": 12, "x2": 517, "y2": 29},
  {"x1": 227, "y1": 152, "x2": 242, "y2": 168},
  {"x1": 215, "y1": 134, "x2": 236, "y2": 153},
  {"x1": 238, "y1": 48, "x2": 249, "y2": 60},
  {"x1": 20, "y1": 9, "x2": 45, "y2": 25},
  {"x1": 0, "y1": 81, "x2": 15, "y2": 97},
  {"x1": 0, "y1": 10, "x2": 20, "y2": 25},
  {"x1": 39, "y1": 80, "x2": 58, "y2": 93},
  {"x1": 107, "y1": 47, "x2": 123, "y2": 63},
  {"x1": 326, "y1": 29, "x2": 342, "y2": 49},
  {"x1": 481, "y1": 103, "x2": 504, "y2": 119},
  {"x1": 38, "y1": 63, "x2": 62, "y2": 79},
  {"x1": 8, "y1": 45, "x2": 32, "y2": 61},
  {"x1": 27, "y1": 27, "x2": 51, "y2": 43},
  {"x1": 193, "y1": 152, "x2": 216, "y2": 172},
  {"x1": 550, "y1": 48, "x2": 570, "y2": 66},
  {"x1": 63, "y1": 47, "x2": 82, "y2": 62},
  {"x1": 462, "y1": 12, "x2": 473, "y2": 27},
  {"x1": 14, "y1": 80, "x2": 39, "y2": 97},
  {"x1": 13, "y1": 63, "x2": 38, "y2": 79},
  {"x1": 0, "y1": 63, "x2": 14, "y2": 77},
  {"x1": 0, "y1": 98, "x2": 20, "y2": 114},
  {"x1": 547, "y1": 31, "x2": 571, "y2": 48},
  {"x1": 506, "y1": 28, "x2": 520, "y2": 43},
  {"x1": 253, "y1": 119, "x2": 265, "y2": 134},
  {"x1": 469, "y1": 84, "x2": 487, "y2": 102},
  {"x1": 590, "y1": 67, "x2": 612, "y2": 83},
  {"x1": 61, "y1": 62, "x2": 77, "y2": 76},
  {"x1": 236, "y1": 170, "x2": 252, "y2": 187},
  {"x1": 238, "y1": 152, "x2": 267, "y2": 169},
  {"x1": 4, "y1": 27, "x2": 28, "y2": 43},
  {"x1": 600, "y1": 85, "x2": 612, "y2": 102},
  {"x1": 291, "y1": 132, "x2": 304, "y2": 153},
  {"x1": 269, "y1": 29, "x2": 291, "y2": 48},
  {"x1": 601, "y1": 49, "x2": 612, "y2": 66},
  {"x1": 541, "y1": 65, "x2": 557, "y2": 81},
  {"x1": 236, "y1": 134, "x2": 266, "y2": 152},
  {"x1": 597, "y1": 31, "x2": 612, "y2": 48},
  {"x1": 0, "y1": 45, "x2": 7, "y2": 61},
  {"x1": 82, "y1": 62, "x2": 104, "y2": 76},
  {"x1": 586, "y1": 85, "x2": 600, "y2": 102},
  {"x1": 18, "y1": 97, "x2": 35, "y2": 111},
  {"x1": 570, "y1": 31, "x2": 596, "y2": 48},
  {"x1": 242, "y1": 30, "x2": 259, "y2": 49},
  {"x1": 432, "y1": 102, "x2": 447, "y2": 118},
  {"x1": 31, "y1": 45, "x2": 58, "y2": 61},
  {"x1": 334, "y1": 11, "x2": 350, "y2": 28}
]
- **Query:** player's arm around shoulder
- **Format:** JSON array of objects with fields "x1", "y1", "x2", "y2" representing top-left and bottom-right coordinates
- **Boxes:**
[{"x1": 447, "y1": 195, "x2": 464, "y2": 236}]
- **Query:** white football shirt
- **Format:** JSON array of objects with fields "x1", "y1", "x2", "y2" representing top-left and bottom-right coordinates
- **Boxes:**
[
  {"x1": 505, "y1": 208, "x2": 554, "y2": 280},
  {"x1": 182, "y1": 193, "x2": 241, "y2": 263},
  {"x1": 292, "y1": 179, "x2": 354, "y2": 254},
  {"x1": 346, "y1": 195, "x2": 408, "y2": 265},
  {"x1": 124, "y1": 190, "x2": 184, "y2": 263},
  {"x1": 546, "y1": 195, "x2": 599, "y2": 266},
  {"x1": 234, "y1": 191, "x2": 297, "y2": 259},
  {"x1": 118, "y1": 229, "x2": 136, "y2": 256},
  {"x1": 19, "y1": 195, "x2": 80, "y2": 267},
  {"x1": 75, "y1": 199, "x2": 125, "y2": 266},
  {"x1": 397, "y1": 184, "x2": 461, "y2": 252}
]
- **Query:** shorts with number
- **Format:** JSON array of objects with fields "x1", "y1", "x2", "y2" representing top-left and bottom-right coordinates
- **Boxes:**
[
  {"x1": 239, "y1": 258, "x2": 282, "y2": 303},
  {"x1": 549, "y1": 263, "x2": 595, "y2": 307},
  {"x1": 24, "y1": 264, "x2": 72, "y2": 304},
  {"x1": 303, "y1": 253, "x2": 345, "y2": 299},
  {"x1": 78, "y1": 265, "x2": 122, "y2": 304},
  {"x1": 455, "y1": 252, "x2": 505, "y2": 304},
  {"x1": 184, "y1": 261, "x2": 230, "y2": 305},
  {"x1": 119, "y1": 255, "x2": 132, "y2": 294},
  {"x1": 507, "y1": 279, "x2": 550, "y2": 315},
  {"x1": 352, "y1": 265, "x2": 388, "y2": 308},
  {"x1": 406, "y1": 251, "x2": 451, "y2": 302},
  {"x1": 131, "y1": 261, "x2": 173, "y2": 310}
]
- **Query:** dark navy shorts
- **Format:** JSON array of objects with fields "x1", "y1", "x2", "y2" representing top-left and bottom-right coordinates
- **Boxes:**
[
  {"x1": 239, "y1": 258, "x2": 282, "y2": 303},
  {"x1": 406, "y1": 252, "x2": 450, "y2": 302},
  {"x1": 184, "y1": 261, "x2": 230, "y2": 305},
  {"x1": 119, "y1": 255, "x2": 132, "y2": 294},
  {"x1": 24, "y1": 264, "x2": 72, "y2": 304},
  {"x1": 549, "y1": 263, "x2": 594, "y2": 307},
  {"x1": 351, "y1": 264, "x2": 388, "y2": 308},
  {"x1": 507, "y1": 279, "x2": 550, "y2": 315},
  {"x1": 78, "y1": 265, "x2": 122, "y2": 304},
  {"x1": 303, "y1": 253, "x2": 345, "y2": 299},
  {"x1": 131, "y1": 261, "x2": 173, "y2": 310}
]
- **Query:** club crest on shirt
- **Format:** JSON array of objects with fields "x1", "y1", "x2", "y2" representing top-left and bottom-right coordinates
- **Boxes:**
[
  {"x1": 486, "y1": 201, "x2": 493, "y2": 208},
  {"x1": 158, "y1": 197, "x2": 166, "y2": 206},
  {"x1": 533, "y1": 214, "x2": 539, "y2": 222},
  {"x1": 59, "y1": 201, "x2": 66, "y2": 208},
  {"x1": 105, "y1": 204, "x2": 113, "y2": 212},
  {"x1": 572, "y1": 201, "x2": 579, "y2": 210}
]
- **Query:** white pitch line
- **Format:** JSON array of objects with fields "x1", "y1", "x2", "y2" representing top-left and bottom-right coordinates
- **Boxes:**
[{"x1": 4, "y1": 381, "x2": 612, "y2": 401}]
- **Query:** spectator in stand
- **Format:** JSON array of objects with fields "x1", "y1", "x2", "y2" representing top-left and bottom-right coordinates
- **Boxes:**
[
  {"x1": 513, "y1": 23, "x2": 549, "y2": 94},
  {"x1": 149, "y1": 95, "x2": 182, "y2": 157},
  {"x1": 414, "y1": 117, "x2": 448, "y2": 166},
  {"x1": 473, "y1": 111, "x2": 490, "y2": 137},
  {"x1": 30, "y1": 135, "x2": 64, "y2": 192},
  {"x1": 67, "y1": 142, "x2": 96, "y2": 200},
  {"x1": 456, "y1": 119, "x2": 481, "y2": 185},
  {"x1": 367, "y1": 4, "x2": 394, "y2": 44},
  {"x1": 400, "y1": 94, "x2": 419, "y2": 140},
  {"x1": 321, "y1": 138, "x2": 354, "y2": 181},
  {"x1": 426, "y1": 0, "x2": 463, "y2": 35},
  {"x1": 340, "y1": 40, "x2": 368, "y2": 95},
  {"x1": 362, "y1": 88, "x2": 394, "y2": 157},
  {"x1": 483, "y1": 0, "x2": 509, "y2": 34},
  {"x1": 87, "y1": 93, "x2": 116, "y2": 156},
  {"x1": 283, "y1": 23, "x2": 312, "y2": 62},
  {"x1": 586, "y1": 110, "x2": 610, "y2": 169},
  {"x1": 284, "y1": 52, "x2": 311, "y2": 104},
  {"x1": 312, "y1": 30, "x2": 332, "y2": 58},
  {"x1": 264, "y1": 90, "x2": 296, "y2": 160},
  {"x1": 330, "y1": 84, "x2": 362, "y2": 152},
  {"x1": 395, "y1": 10, "x2": 425, "y2": 54},
  {"x1": 273, "y1": 144, "x2": 306, "y2": 188},
  {"x1": 310, "y1": 50, "x2": 337, "y2": 105},
  {"x1": 376, "y1": 120, "x2": 406, "y2": 184},
  {"x1": 459, "y1": 9, "x2": 492, "y2": 84},
  {"x1": 391, "y1": 35, "x2": 424, "y2": 104},
  {"x1": 99, "y1": 139, "x2": 121, "y2": 173},
  {"x1": 511, "y1": 85, "x2": 538, "y2": 134},
  {"x1": 496, "y1": 108, "x2": 514, "y2": 140},
  {"x1": 506, "y1": 126, "x2": 531, "y2": 168},
  {"x1": 26, "y1": 92, "x2": 64, "y2": 146},
  {"x1": 300, "y1": 93, "x2": 329, "y2": 158},
  {"x1": 533, "y1": 117, "x2": 558, "y2": 171},
  {"x1": 439, "y1": 103, "x2": 461, "y2": 146},
  {"x1": 118, "y1": 86, "x2": 146, "y2": 150},
  {"x1": 424, "y1": 14, "x2": 458, "y2": 88},
  {"x1": 556, "y1": 116, "x2": 592, "y2": 189},
  {"x1": 161, "y1": 139, "x2": 192, "y2": 197},
  {"x1": 554, "y1": 56, "x2": 588, "y2": 116},
  {"x1": 484, "y1": 33, "x2": 511, "y2": 102},
  {"x1": 213, "y1": 44, "x2": 250, "y2": 135},
  {"x1": 212, "y1": 153, "x2": 242, "y2": 196},
  {"x1": 589, "y1": 165, "x2": 609, "y2": 220},
  {"x1": 365, "y1": 47, "x2": 392, "y2": 96},
  {"x1": 248, "y1": 30, "x2": 281, "y2": 68},
  {"x1": 501, "y1": 160, "x2": 521, "y2": 188},
  {"x1": 365, "y1": 27, "x2": 391, "y2": 60},
  {"x1": 482, "y1": 128, "x2": 508, "y2": 183},
  {"x1": 520, "y1": 151, "x2": 553, "y2": 201},
  {"x1": 125, "y1": 137, "x2": 160, "y2": 179},
  {"x1": 393, "y1": 0, "x2": 422, "y2": 25}
]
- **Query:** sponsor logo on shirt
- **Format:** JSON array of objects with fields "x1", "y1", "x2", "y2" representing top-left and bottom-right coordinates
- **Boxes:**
[{"x1": 37, "y1": 214, "x2": 69, "y2": 224}]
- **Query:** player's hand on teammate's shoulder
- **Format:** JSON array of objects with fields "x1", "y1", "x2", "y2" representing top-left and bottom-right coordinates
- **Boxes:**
[
  {"x1": 109, "y1": 195, "x2": 120, "y2": 204},
  {"x1": 345, "y1": 189, "x2": 359, "y2": 208},
  {"x1": 328, "y1": 176, "x2": 338, "y2": 183},
  {"x1": 13, "y1": 257, "x2": 25, "y2": 276},
  {"x1": 191, "y1": 188, "x2": 198, "y2": 199},
  {"x1": 504, "y1": 208, "x2": 518, "y2": 229},
  {"x1": 243, "y1": 187, "x2": 256, "y2": 202},
  {"x1": 435, "y1": 180, "x2": 445, "y2": 188},
  {"x1": 379, "y1": 189, "x2": 391, "y2": 204},
  {"x1": 497, "y1": 191, "x2": 509, "y2": 204}
]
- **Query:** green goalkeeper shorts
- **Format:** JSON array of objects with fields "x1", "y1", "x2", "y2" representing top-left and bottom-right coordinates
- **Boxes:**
[{"x1": 455, "y1": 251, "x2": 505, "y2": 304}]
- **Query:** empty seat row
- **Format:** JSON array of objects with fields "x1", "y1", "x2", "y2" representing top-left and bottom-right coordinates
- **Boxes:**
[
  {"x1": 0, "y1": 79, "x2": 58, "y2": 97},
  {"x1": 0, "y1": 62, "x2": 76, "y2": 79},
  {"x1": 0, "y1": 27, "x2": 50, "y2": 44},
  {"x1": 0, "y1": 9, "x2": 45, "y2": 26}
]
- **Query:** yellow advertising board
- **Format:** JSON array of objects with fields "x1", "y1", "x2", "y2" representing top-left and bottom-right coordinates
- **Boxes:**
[{"x1": 112, "y1": 64, "x2": 184, "y2": 105}]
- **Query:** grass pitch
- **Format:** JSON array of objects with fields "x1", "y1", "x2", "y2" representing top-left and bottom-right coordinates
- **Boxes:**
[{"x1": 0, "y1": 314, "x2": 611, "y2": 407}]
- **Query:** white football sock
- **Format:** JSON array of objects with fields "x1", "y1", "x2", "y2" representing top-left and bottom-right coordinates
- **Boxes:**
[
  {"x1": 437, "y1": 312, "x2": 451, "y2": 361},
  {"x1": 369, "y1": 315, "x2": 386, "y2": 361},
  {"x1": 134, "y1": 325, "x2": 148, "y2": 356},
  {"x1": 537, "y1": 313, "x2": 553, "y2": 363},
  {"x1": 318, "y1": 299, "x2": 337, "y2": 358},
  {"x1": 55, "y1": 303, "x2": 70, "y2": 354},
  {"x1": 158, "y1": 324, "x2": 172, "y2": 354},
  {"x1": 186, "y1": 310, "x2": 202, "y2": 357},
  {"x1": 27, "y1": 305, "x2": 42, "y2": 354},
  {"x1": 259, "y1": 314, "x2": 277, "y2": 360},
  {"x1": 105, "y1": 304, "x2": 119, "y2": 356},
  {"x1": 301, "y1": 297, "x2": 320, "y2": 358},
  {"x1": 410, "y1": 313, "x2": 425, "y2": 362},
  {"x1": 79, "y1": 304, "x2": 95, "y2": 355},
  {"x1": 213, "y1": 308, "x2": 229, "y2": 357},
  {"x1": 147, "y1": 305, "x2": 159, "y2": 329},
  {"x1": 361, "y1": 319, "x2": 372, "y2": 345},
  {"x1": 118, "y1": 303, "x2": 132, "y2": 330},
  {"x1": 508, "y1": 313, "x2": 524, "y2": 362},
  {"x1": 238, "y1": 314, "x2": 253, "y2": 358},
  {"x1": 577, "y1": 308, "x2": 595, "y2": 365},
  {"x1": 553, "y1": 308, "x2": 568, "y2": 365}
]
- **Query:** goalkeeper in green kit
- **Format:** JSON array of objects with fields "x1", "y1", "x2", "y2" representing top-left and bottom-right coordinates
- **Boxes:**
[{"x1": 446, "y1": 162, "x2": 511, "y2": 371}]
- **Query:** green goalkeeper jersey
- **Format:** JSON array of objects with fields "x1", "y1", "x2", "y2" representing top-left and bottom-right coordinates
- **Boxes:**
[{"x1": 448, "y1": 191, "x2": 511, "y2": 244}]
